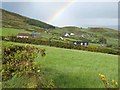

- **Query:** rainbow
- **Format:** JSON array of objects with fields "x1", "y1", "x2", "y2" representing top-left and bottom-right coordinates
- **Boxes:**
[{"x1": 48, "y1": 0, "x2": 76, "y2": 23}]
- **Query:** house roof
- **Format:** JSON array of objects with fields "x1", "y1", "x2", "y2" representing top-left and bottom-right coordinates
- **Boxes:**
[{"x1": 17, "y1": 33, "x2": 30, "y2": 36}]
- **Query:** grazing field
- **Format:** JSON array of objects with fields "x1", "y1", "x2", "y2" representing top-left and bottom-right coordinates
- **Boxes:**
[
  {"x1": 35, "y1": 45, "x2": 118, "y2": 88},
  {"x1": 0, "y1": 28, "x2": 31, "y2": 36},
  {"x1": 2, "y1": 41, "x2": 118, "y2": 88}
]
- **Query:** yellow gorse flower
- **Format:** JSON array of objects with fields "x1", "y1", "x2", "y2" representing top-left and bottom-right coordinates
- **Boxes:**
[
  {"x1": 99, "y1": 73, "x2": 106, "y2": 81},
  {"x1": 99, "y1": 73, "x2": 118, "y2": 88}
]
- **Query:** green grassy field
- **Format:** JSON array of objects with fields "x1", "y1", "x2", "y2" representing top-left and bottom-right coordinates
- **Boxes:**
[
  {"x1": 2, "y1": 41, "x2": 118, "y2": 88},
  {"x1": 36, "y1": 46, "x2": 118, "y2": 88},
  {"x1": 0, "y1": 28, "x2": 31, "y2": 36}
]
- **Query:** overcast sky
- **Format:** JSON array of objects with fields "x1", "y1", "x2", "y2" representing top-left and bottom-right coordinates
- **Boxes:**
[{"x1": 1, "y1": 1, "x2": 118, "y2": 29}]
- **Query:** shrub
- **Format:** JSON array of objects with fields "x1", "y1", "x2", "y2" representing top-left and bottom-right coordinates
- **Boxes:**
[
  {"x1": 2, "y1": 44, "x2": 56, "y2": 88},
  {"x1": 2, "y1": 45, "x2": 41, "y2": 81}
]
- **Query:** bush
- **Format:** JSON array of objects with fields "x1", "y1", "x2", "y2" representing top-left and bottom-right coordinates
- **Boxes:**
[
  {"x1": 2, "y1": 44, "x2": 41, "y2": 81},
  {"x1": 2, "y1": 44, "x2": 56, "y2": 88}
]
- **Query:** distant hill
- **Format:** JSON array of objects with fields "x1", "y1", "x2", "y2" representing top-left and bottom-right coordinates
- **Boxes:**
[
  {"x1": 1, "y1": 9, "x2": 55, "y2": 31},
  {"x1": 1, "y1": 9, "x2": 119, "y2": 49},
  {"x1": 48, "y1": 26, "x2": 118, "y2": 49}
]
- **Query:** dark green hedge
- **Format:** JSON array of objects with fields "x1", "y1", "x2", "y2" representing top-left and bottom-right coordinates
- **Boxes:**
[{"x1": 2, "y1": 36, "x2": 120, "y2": 55}]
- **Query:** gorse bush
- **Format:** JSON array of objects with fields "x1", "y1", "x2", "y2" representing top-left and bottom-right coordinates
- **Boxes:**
[
  {"x1": 2, "y1": 44, "x2": 55, "y2": 88},
  {"x1": 2, "y1": 44, "x2": 41, "y2": 81}
]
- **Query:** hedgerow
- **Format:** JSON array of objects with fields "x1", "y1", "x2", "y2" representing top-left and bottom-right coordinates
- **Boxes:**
[{"x1": 2, "y1": 36, "x2": 120, "y2": 55}]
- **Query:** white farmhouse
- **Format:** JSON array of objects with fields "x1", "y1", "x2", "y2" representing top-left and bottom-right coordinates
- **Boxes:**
[
  {"x1": 64, "y1": 32, "x2": 70, "y2": 37},
  {"x1": 59, "y1": 37, "x2": 64, "y2": 40},
  {"x1": 17, "y1": 33, "x2": 30, "y2": 38},
  {"x1": 70, "y1": 33, "x2": 74, "y2": 36}
]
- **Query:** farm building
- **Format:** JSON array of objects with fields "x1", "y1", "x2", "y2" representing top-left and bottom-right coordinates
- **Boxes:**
[
  {"x1": 64, "y1": 32, "x2": 70, "y2": 37},
  {"x1": 73, "y1": 41, "x2": 89, "y2": 46},
  {"x1": 31, "y1": 32, "x2": 40, "y2": 37},
  {"x1": 59, "y1": 37, "x2": 64, "y2": 40},
  {"x1": 64, "y1": 32, "x2": 75, "y2": 37},
  {"x1": 17, "y1": 33, "x2": 30, "y2": 38},
  {"x1": 70, "y1": 33, "x2": 75, "y2": 36}
]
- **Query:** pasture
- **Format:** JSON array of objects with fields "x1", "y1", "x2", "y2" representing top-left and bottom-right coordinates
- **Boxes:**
[
  {"x1": 35, "y1": 45, "x2": 118, "y2": 88},
  {"x1": 2, "y1": 41, "x2": 118, "y2": 88},
  {"x1": 0, "y1": 28, "x2": 31, "y2": 36}
]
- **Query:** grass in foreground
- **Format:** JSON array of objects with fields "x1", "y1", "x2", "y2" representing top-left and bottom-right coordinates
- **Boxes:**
[
  {"x1": 2, "y1": 41, "x2": 118, "y2": 88},
  {"x1": 35, "y1": 45, "x2": 118, "y2": 88}
]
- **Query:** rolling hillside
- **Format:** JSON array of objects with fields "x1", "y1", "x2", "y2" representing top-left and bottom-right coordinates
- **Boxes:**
[
  {"x1": 1, "y1": 9, "x2": 55, "y2": 31},
  {"x1": 48, "y1": 26, "x2": 118, "y2": 49},
  {"x1": 1, "y1": 9, "x2": 119, "y2": 49}
]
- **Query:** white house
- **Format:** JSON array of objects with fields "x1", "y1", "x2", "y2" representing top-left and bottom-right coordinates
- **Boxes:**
[
  {"x1": 81, "y1": 43, "x2": 83, "y2": 45},
  {"x1": 64, "y1": 33, "x2": 70, "y2": 37},
  {"x1": 81, "y1": 35, "x2": 84, "y2": 37},
  {"x1": 17, "y1": 33, "x2": 30, "y2": 38},
  {"x1": 70, "y1": 33, "x2": 74, "y2": 36},
  {"x1": 74, "y1": 42, "x2": 77, "y2": 45},
  {"x1": 73, "y1": 41, "x2": 89, "y2": 46},
  {"x1": 59, "y1": 37, "x2": 64, "y2": 40}
]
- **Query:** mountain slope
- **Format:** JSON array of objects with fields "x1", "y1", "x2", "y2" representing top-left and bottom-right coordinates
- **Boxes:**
[{"x1": 1, "y1": 9, "x2": 55, "y2": 31}]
